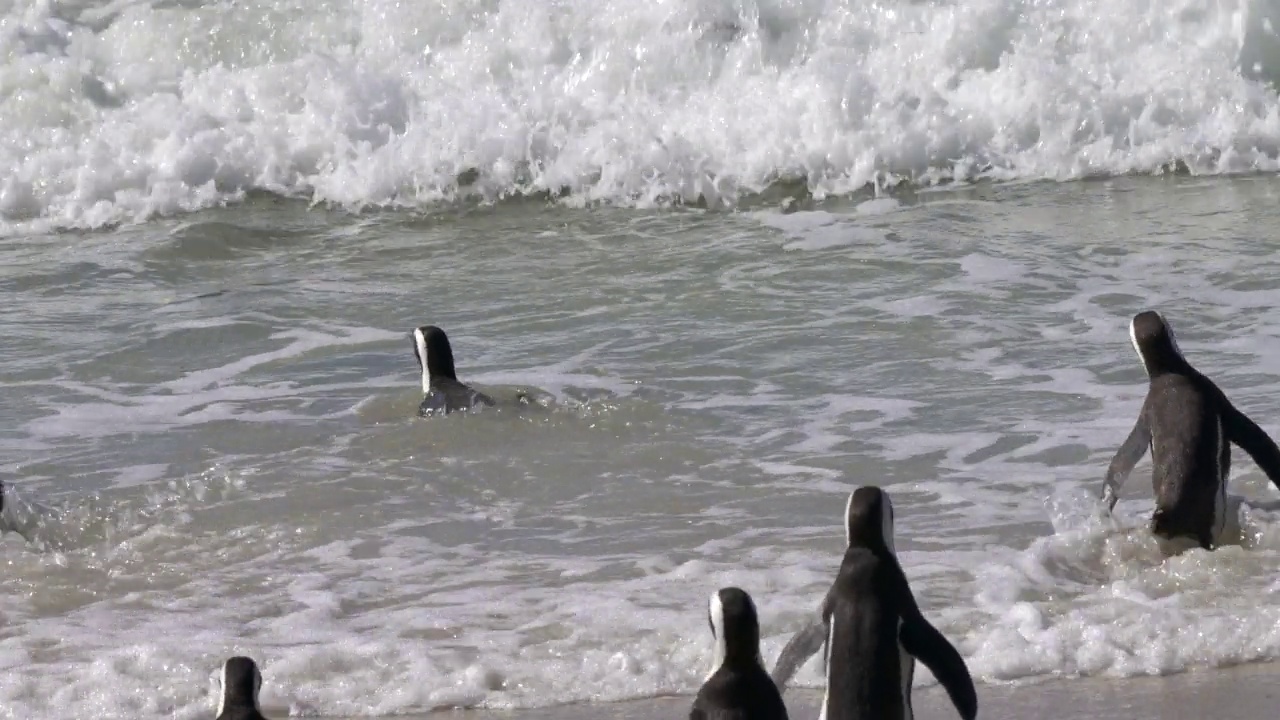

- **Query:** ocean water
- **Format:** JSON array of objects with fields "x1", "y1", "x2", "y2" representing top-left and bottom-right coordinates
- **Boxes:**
[{"x1": 6, "y1": 1, "x2": 1280, "y2": 718}]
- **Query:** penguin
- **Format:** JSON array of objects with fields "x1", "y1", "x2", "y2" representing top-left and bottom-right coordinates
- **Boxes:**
[
  {"x1": 770, "y1": 487, "x2": 977, "y2": 720},
  {"x1": 411, "y1": 325, "x2": 496, "y2": 416},
  {"x1": 1101, "y1": 310, "x2": 1280, "y2": 550},
  {"x1": 216, "y1": 656, "x2": 268, "y2": 720},
  {"x1": 690, "y1": 586, "x2": 790, "y2": 720},
  {"x1": 0, "y1": 480, "x2": 41, "y2": 545}
]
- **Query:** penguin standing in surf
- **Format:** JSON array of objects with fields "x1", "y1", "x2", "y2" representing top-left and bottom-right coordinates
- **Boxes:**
[
  {"x1": 690, "y1": 586, "x2": 789, "y2": 720},
  {"x1": 770, "y1": 486, "x2": 977, "y2": 720},
  {"x1": 1101, "y1": 310, "x2": 1280, "y2": 551},
  {"x1": 411, "y1": 325, "x2": 496, "y2": 416},
  {"x1": 215, "y1": 656, "x2": 270, "y2": 720}
]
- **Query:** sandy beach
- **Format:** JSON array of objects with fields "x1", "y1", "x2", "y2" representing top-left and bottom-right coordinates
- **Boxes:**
[{"x1": 301, "y1": 661, "x2": 1280, "y2": 720}]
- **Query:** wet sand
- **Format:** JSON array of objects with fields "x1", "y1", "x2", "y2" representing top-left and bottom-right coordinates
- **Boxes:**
[{"x1": 310, "y1": 661, "x2": 1280, "y2": 719}]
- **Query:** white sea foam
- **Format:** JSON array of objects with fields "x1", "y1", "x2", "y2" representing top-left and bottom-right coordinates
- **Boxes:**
[
  {"x1": 5, "y1": 478, "x2": 1279, "y2": 719},
  {"x1": 6, "y1": 0, "x2": 1280, "y2": 234}
]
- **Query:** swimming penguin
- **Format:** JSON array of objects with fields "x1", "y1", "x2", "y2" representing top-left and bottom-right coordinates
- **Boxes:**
[
  {"x1": 412, "y1": 325, "x2": 496, "y2": 416},
  {"x1": 1101, "y1": 310, "x2": 1280, "y2": 550},
  {"x1": 0, "y1": 480, "x2": 40, "y2": 544},
  {"x1": 770, "y1": 487, "x2": 977, "y2": 720},
  {"x1": 690, "y1": 586, "x2": 789, "y2": 720},
  {"x1": 216, "y1": 656, "x2": 268, "y2": 720}
]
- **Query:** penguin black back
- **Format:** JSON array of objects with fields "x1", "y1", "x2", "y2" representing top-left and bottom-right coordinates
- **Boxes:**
[
  {"x1": 771, "y1": 487, "x2": 976, "y2": 720},
  {"x1": 1131, "y1": 310, "x2": 1223, "y2": 545},
  {"x1": 824, "y1": 487, "x2": 914, "y2": 720},
  {"x1": 823, "y1": 546, "x2": 911, "y2": 720},
  {"x1": 690, "y1": 587, "x2": 789, "y2": 720},
  {"x1": 216, "y1": 656, "x2": 267, "y2": 720},
  {"x1": 1145, "y1": 370, "x2": 1224, "y2": 549}
]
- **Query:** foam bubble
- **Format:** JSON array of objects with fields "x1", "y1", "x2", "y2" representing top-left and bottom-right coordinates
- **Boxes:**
[{"x1": 7, "y1": 0, "x2": 1280, "y2": 234}]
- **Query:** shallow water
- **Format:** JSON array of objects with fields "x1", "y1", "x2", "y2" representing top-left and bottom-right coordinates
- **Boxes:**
[
  {"x1": 7, "y1": 1, "x2": 1280, "y2": 718},
  {"x1": 5, "y1": 175, "x2": 1280, "y2": 718}
]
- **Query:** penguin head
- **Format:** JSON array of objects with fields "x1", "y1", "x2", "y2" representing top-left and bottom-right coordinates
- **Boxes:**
[
  {"x1": 412, "y1": 325, "x2": 458, "y2": 391},
  {"x1": 844, "y1": 485, "x2": 896, "y2": 556},
  {"x1": 217, "y1": 656, "x2": 263, "y2": 716},
  {"x1": 1129, "y1": 310, "x2": 1187, "y2": 376},
  {"x1": 706, "y1": 586, "x2": 763, "y2": 676}
]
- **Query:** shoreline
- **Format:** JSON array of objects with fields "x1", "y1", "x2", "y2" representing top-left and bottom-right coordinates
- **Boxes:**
[{"x1": 302, "y1": 661, "x2": 1280, "y2": 719}]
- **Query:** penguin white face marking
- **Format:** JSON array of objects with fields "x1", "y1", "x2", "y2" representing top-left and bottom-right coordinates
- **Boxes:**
[
  {"x1": 844, "y1": 490, "x2": 855, "y2": 546},
  {"x1": 413, "y1": 327, "x2": 431, "y2": 393},
  {"x1": 707, "y1": 590, "x2": 726, "y2": 681},
  {"x1": 1128, "y1": 315, "x2": 1144, "y2": 371}
]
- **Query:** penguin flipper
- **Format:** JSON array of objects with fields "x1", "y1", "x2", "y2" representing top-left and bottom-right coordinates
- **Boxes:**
[
  {"x1": 1222, "y1": 399, "x2": 1280, "y2": 491},
  {"x1": 769, "y1": 604, "x2": 829, "y2": 692},
  {"x1": 900, "y1": 614, "x2": 977, "y2": 720},
  {"x1": 1102, "y1": 416, "x2": 1151, "y2": 512}
]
